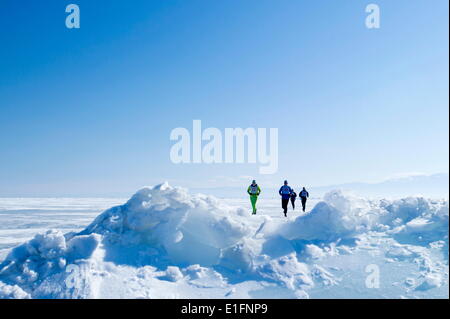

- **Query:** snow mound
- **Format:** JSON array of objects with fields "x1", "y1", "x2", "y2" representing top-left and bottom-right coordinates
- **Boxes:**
[
  {"x1": 277, "y1": 190, "x2": 448, "y2": 244},
  {"x1": 0, "y1": 229, "x2": 101, "y2": 296},
  {"x1": 0, "y1": 281, "x2": 30, "y2": 299},
  {"x1": 385, "y1": 199, "x2": 449, "y2": 244},
  {"x1": 277, "y1": 190, "x2": 377, "y2": 241},
  {"x1": 257, "y1": 253, "x2": 314, "y2": 295},
  {"x1": 0, "y1": 183, "x2": 252, "y2": 298},
  {"x1": 79, "y1": 182, "x2": 250, "y2": 266}
]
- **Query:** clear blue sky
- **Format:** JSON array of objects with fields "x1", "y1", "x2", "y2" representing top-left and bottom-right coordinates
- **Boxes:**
[{"x1": 0, "y1": 0, "x2": 448, "y2": 196}]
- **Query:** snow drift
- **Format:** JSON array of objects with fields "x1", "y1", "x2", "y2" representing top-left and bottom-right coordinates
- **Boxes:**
[
  {"x1": 78, "y1": 183, "x2": 250, "y2": 267},
  {"x1": 277, "y1": 190, "x2": 448, "y2": 243},
  {"x1": 0, "y1": 184, "x2": 448, "y2": 299}
]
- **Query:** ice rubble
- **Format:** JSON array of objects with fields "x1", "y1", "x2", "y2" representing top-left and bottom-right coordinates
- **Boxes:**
[
  {"x1": 0, "y1": 184, "x2": 448, "y2": 299},
  {"x1": 276, "y1": 190, "x2": 448, "y2": 243},
  {"x1": 0, "y1": 281, "x2": 29, "y2": 299},
  {"x1": 78, "y1": 182, "x2": 251, "y2": 266}
]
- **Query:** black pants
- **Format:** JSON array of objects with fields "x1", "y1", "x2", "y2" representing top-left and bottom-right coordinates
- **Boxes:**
[
  {"x1": 290, "y1": 197, "x2": 296, "y2": 209},
  {"x1": 282, "y1": 199, "x2": 290, "y2": 215},
  {"x1": 301, "y1": 197, "x2": 307, "y2": 212}
]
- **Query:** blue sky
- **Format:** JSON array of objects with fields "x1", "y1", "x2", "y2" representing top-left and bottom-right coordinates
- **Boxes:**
[{"x1": 0, "y1": 0, "x2": 448, "y2": 196}]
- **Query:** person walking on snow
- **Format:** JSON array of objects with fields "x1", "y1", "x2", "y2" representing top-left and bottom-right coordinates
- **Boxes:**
[
  {"x1": 279, "y1": 180, "x2": 293, "y2": 217},
  {"x1": 290, "y1": 189, "x2": 297, "y2": 210},
  {"x1": 299, "y1": 187, "x2": 309, "y2": 212},
  {"x1": 247, "y1": 180, "x2": 261, "y2": 215}
]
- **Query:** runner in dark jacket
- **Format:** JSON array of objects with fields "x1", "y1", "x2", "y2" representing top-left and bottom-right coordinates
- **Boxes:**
[
  {"x1": 279, "y1": 180, "x2": 293, "y2": 217},
  {"x1": 290, "y1": 190, "x2": 297, "y2": 210},
  {"x1": 299, "y1": 187, "x2": 309, "y2": 212}
]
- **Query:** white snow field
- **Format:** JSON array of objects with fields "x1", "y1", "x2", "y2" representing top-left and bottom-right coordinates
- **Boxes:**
[{"x1": 0, "y1": 183, "x2": 448, "y2": 299}]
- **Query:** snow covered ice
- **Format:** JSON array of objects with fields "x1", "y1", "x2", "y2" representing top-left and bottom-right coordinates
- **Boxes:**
[{"x1": 0, "y1": 183, "x2": 448, "y2": 299}]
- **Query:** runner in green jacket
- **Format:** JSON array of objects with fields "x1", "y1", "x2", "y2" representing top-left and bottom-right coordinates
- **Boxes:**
[{"x1": 247, "y1": 180, "x2": 261, "y2": 215}]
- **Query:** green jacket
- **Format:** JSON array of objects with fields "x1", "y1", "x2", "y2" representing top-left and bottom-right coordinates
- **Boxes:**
[{"x1": 247, "y1": 184, "x2": 261, "y2": 196}]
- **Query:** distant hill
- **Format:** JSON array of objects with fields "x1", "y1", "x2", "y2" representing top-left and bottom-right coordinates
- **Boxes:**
[
  {"x1": 311, "y1": 173, "x2": 449, "y2": 199},
  {"x1": 194, "y1": 173, "x2": 449, "y2": 199}
]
